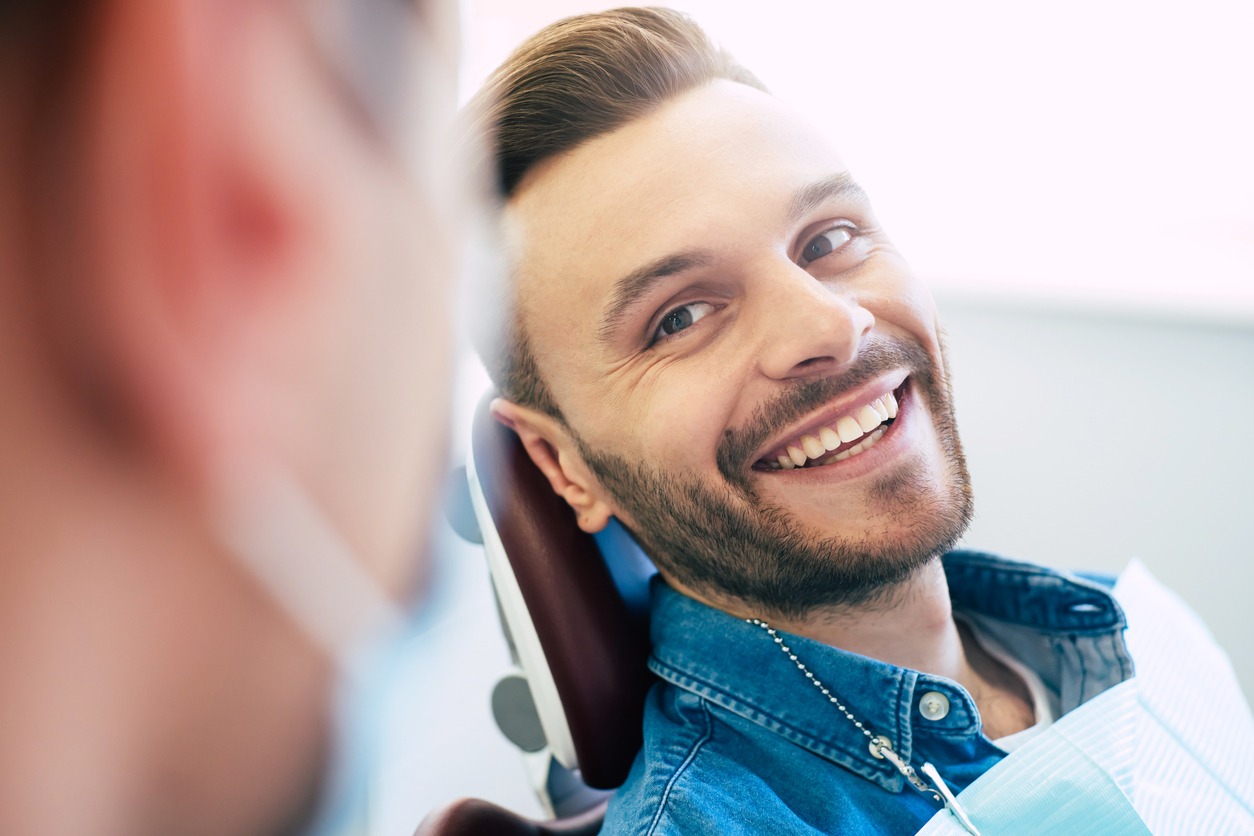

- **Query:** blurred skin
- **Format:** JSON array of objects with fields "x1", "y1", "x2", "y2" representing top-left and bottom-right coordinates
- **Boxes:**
[
  {"x1": 0, "y1": 1, "x2": 455, "y2": 834},
  {"x1": 493, "y1": 80, "x2": 1033, "y2": 737}
]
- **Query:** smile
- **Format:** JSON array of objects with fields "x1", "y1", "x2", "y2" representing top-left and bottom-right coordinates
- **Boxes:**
[{"x1": 754, "y1": 383, "x2": 904, "y2": 472}]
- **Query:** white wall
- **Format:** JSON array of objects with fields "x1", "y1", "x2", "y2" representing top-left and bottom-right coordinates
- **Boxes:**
[{"x1": 941, "y1": 297, "x2": 1254, "y2": 700}]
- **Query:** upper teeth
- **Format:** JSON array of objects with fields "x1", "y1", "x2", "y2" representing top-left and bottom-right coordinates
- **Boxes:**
[{"x1": 772, "y1": 391, "x2": 898, "y2": 471}]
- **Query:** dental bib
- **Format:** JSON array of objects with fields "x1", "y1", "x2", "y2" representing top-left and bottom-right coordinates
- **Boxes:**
[{"x1": 916, "y1": 560, "x2": 1254, "y2": 835}]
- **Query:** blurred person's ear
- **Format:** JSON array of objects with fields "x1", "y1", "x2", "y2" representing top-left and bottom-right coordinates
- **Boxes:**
[
  {"x1": 75, "y1": 0, "x2": 454, "y2": 582},
  {"x1": 77, "y1": 0, "x2": 383, "y2": 497}
]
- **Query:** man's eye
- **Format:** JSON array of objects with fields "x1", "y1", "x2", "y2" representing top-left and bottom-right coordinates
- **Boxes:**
[
  {"x1": 654, "y1": 302, "x2": 715, "y2": 340},
  {"x1": 801, "y1": 225, "x2": 854, "y2": 264}
]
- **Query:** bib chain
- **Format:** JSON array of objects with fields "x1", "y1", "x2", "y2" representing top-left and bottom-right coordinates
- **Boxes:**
[{"x1": 747, "y1": 618, "x2": 980, "y2": 836}]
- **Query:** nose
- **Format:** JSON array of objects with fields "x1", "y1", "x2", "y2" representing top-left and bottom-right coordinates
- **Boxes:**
[{"x1": 754, "y1": 262, "x2": 874, "y2": 381}]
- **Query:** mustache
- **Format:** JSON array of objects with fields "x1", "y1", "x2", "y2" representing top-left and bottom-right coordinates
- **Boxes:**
[{"x1": 716, "y1": 338, "x2": 936, "y2": 487}]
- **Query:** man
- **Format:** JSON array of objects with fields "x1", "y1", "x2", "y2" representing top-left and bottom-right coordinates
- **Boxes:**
[
  {"x1": 466, "y1": 7, "x2": 1252, "y2": 834},
  {"x1": 0, "y1": 1, "x2": 462, "y2": 834}
]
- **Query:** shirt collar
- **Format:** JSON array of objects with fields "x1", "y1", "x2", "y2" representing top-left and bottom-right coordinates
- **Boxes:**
[{"x1": 647, "y1": 550, "x2": 1130, "y2": 793}]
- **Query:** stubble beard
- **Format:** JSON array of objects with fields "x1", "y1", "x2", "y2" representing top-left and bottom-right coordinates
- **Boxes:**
[{"x1": 573, "y1": 337, "x2": 974, "y2": 622}]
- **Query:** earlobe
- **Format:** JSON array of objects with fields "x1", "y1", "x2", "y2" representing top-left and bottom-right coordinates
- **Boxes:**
[
  {"x1": 573, "y1": 502, "x2": 612, "y2": 534},
  {"x1": 491, "y1": 399, "x2": 614, "y2": 533},
  {"x1": 555, "y1": 459, "x2": 612, "y2": 533}
]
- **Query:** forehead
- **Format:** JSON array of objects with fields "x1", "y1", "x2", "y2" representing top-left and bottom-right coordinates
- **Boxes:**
[{"x1": 504, "y1": 80, "x2": 849, "y2": 379}]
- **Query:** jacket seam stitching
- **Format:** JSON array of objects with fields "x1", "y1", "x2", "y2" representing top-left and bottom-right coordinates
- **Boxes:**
[
  {"x1": 650, "y1": 659, "x2": 901, "y2": 787},
  {"x1": 643, "y1": 698, "x2": 714, "y2": 836}
]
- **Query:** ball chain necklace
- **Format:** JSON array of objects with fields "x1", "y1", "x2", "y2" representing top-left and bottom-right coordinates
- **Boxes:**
[{"x1": 748, "y1": 618, "x2": 982, "y2": 836}]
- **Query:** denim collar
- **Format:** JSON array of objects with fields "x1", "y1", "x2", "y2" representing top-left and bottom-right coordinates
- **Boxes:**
[{"x1": 647, "y1": 549, "x2": 1132, "y2": 794}]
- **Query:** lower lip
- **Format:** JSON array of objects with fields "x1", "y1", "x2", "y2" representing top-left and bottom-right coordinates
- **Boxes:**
[{"x1": 757, "y1": 381, "x2": 915, "y2": 482}]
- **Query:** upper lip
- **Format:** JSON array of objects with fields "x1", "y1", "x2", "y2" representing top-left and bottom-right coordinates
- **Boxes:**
[{"x1": 751, "y1": 370, "x2": 908, "y2": 466}]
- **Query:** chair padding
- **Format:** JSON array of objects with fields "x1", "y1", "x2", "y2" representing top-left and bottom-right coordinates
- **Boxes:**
[
  {"x1": 415, "y1": 797, "x2": 608, "y2": 836},
  {"x1": 472, "y1": 394, "x2": 653, "y2": 789}
]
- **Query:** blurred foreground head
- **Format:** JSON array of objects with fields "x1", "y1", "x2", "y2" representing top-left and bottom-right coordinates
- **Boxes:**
[{"x1": 0, "y1": 1, "x2": 460, "y2": 834}]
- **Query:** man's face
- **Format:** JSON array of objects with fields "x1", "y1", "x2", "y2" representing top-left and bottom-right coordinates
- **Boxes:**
[{"x1": 507, "y1": 80, "x2": 972, "y2": 618}]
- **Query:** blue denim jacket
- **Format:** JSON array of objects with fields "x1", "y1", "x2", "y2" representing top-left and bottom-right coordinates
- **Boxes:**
[{"x1": 601, "y1": 550, "x2": 1134, "y2": 835}]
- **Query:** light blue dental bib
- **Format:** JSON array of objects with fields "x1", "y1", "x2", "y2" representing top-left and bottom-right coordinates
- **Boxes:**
[{"x1": 918, "y1": 560, "x2": 1254, "y2": 835}]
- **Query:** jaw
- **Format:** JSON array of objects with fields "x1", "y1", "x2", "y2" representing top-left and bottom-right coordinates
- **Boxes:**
[{"x1": 575, "y1": 370, "x2": 972, "y2": 621}]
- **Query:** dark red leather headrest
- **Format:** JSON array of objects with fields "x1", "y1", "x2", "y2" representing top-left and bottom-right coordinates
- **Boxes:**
[
  {"x1": 471, "y1": 393, "x2": 654, "y2": 789},
  {"x1": 415, "y1": 797, "x2": 608, "y2": 836}
]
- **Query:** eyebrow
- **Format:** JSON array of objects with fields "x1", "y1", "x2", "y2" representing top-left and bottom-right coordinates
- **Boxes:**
[
  {"x1": 596, "y1": 249, "x2": 714, "y2": 345},
  {"x1": 786, "y1": 171, "x2": 870, "y2": 228},
  {"x1": 595, "y1": 172, "x2": 870, "y2": 346}
]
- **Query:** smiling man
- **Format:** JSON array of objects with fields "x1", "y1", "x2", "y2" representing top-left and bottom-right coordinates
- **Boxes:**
[{"x1": 464, "y1": 7, "x2": 1251, "y2": 835}]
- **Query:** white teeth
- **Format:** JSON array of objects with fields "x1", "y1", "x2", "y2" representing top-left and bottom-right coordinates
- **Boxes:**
[
  {"x1": 855, "y1": 405, "x2": 883, "y2": 433},
  {"x1": 835, "y1": 415, "x2": 863, "y2": 443},
  {"x1": 801, "y1": 435, "x2": 825, "y2": 459},
  {"x1": 767, "y1": 390, "x2": 899, "y2": 471},
  {"x1": 832, "y1": 426, "x2": 887, "y2": 463}
]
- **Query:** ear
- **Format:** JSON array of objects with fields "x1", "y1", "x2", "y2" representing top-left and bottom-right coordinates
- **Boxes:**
[
  {"x1": 77, "y1": 0, "x2": 343, "y2": 491},
  {"x1": 491, "y1": 398, "x2": 615, "y2": 533}
]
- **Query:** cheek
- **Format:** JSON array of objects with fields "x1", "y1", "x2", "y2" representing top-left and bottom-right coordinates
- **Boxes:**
[
  {"x1": 858, "y1": 264, "x2": 941, "y2": 352},
  {"x1": 365, "y1": 192, "x2": 455, "y2": 571},
  {"x1": 314, "y1": 176, "x2": 455, "y2": 589},
  {"x1": 621, "y1": 364, "x2": 743, "y2": 472}
]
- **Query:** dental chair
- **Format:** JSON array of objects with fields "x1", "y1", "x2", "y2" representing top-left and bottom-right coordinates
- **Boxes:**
[{"x1": 416, "y1": 393, "x2": 657, "y2": 835}]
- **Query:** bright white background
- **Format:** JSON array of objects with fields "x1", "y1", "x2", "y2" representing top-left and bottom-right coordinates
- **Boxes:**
[
  {"x1": 464, "y1": 0, "x2": 1254, "y2": 321},
  {"x1": 370, "y1": 2, "x2": 1254, "y2": 833}
]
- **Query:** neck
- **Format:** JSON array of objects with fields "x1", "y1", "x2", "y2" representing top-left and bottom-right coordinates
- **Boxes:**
[
  {"x1": 669, "y1": 557, "x2": 1036, "y2": 739},
  {"x1": 0, "y1": 355, "x2": 329, "y2": 836},
  {"x1": 775, "y1": 559, "x2": 969, "y2": 680}
]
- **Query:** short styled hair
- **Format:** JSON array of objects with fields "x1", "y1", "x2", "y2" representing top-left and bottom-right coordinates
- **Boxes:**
[{"x1": 465, "y1": 6, "x2": 764, "y2": 420}]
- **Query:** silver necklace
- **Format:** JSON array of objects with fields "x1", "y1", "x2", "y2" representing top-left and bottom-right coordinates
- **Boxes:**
[{"x1": 748, "y1": 618, "x2": 981, "y2": 836}]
